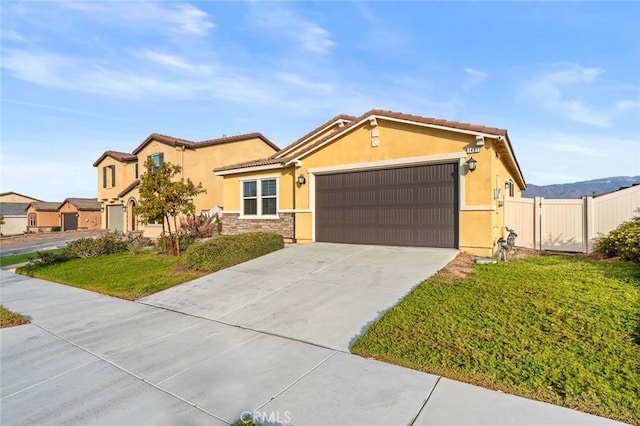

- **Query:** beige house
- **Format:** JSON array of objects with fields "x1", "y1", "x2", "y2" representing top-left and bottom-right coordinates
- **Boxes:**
[
  {"x1": 0, "y1": 192, "x2": 42, "y2": 235},
  {"x1": 25, "y1": 202, "x2": 61, "y2": 232},
  {"x1": 215, "y1": 110, "x2": 526, "y2": 256},
  {"x1": 94, "y1": 132, "x2": 279, "y2": 237},
  {"x1": 58, "y1": 198, "x2": 102, "y2": 231}
]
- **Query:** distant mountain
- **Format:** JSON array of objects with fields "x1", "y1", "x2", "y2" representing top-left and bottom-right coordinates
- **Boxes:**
[{"x1": 522, "y1": 176, "x2": 640, "y2": 199}]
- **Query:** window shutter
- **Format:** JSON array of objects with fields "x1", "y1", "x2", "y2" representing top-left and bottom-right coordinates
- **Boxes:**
[
  {"x1": 111, "y1": 166, "x2": 116, "y2": 187},
  {"x1": 103, "y1": 167, "x2": 107, "y2": 188}
]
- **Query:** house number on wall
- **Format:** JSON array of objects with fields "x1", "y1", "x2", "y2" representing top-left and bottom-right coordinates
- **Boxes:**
[{"x1": 466, "y1": 147, "x2": 481, "y2": 154}]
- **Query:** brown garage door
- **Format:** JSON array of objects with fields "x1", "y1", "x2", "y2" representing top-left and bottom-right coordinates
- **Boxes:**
[
  {"x1": 62, "y1": 213, "x2": 78, "y2": 231},
  {"x1": 315, "y1": 163, "x2": 458, "y2": 248}
]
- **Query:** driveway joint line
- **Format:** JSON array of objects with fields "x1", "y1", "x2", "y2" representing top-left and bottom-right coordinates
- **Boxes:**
[
  {"x1": 27, "y1": 322, "x2": 230, "y2": 425},
  {"x1": 305, "y1": 245, "x2": 374, "y2": 276},
  {"x1": 135, "y1": 300, "x2": 348, "y2": 353},
  {"x1": 154, "y1": 333, "x2": 262, "y2": 386},
  {"x1": 211, "y1": 279, "x2": 305, "y2": 320},
  {"x1": 254, "y1": 351, "x2": 339, "y2": 411},
  {"x1": 102, "y1": 320, "x2": 206, "y2": 359},
  {"x1": 1, "y1": 356, "x2": 100, "y2": 400},
  {"x1": 409, "y1": 375, "x2": 442, "y2": 425}
]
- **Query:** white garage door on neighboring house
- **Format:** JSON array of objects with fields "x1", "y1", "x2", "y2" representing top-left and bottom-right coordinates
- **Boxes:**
[{"x1": 107, "y1": 205, "x2": 124, "y2": 232}]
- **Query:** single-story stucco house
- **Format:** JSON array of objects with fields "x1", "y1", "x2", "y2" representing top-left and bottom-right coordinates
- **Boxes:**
[
  {"x1": 25, "y1": 202, "x2": 62, "y2": 232},
  {"x1": 214, "y1": 110, "x2": 526, "y2": 256},
  {"x1": 58, "y1": 198, "x2": 102, "y2": 231},
  {"x1": 0, "y1": 192, "x2": 42, "y2": 235}
]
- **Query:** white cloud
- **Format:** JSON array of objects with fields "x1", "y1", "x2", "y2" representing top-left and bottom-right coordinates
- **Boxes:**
[
  {"x1": 523, "y1": 64, "x2": 609, "y2": 126},
  {"x1": 1, "y1": 49, "x2": 275, "y2": 103},
  {"x1": 137, "y1": 50, "x2": 214, "y2": 73},
  {"x1": 277, "y1": 73, "x2": 332, "y2": 92},
  {"x1": 63, "y1": 2, "x2": 215, "y2": 36},
  {"x1": 256, "y1": 6, "x2": 335, "y2": 54},
  {"x1": 616, "y1": 99, "x2": 640, "y2": 111},
  {"x1": 463, "y1": 68, "x2": 488, "y2": 89},
  {"x1": 1, "y1": 29, "x2": 25, "y2": 42}
]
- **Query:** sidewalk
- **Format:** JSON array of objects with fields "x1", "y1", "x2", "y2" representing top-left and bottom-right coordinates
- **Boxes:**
[{"x1": 0, "y1": 272, "x2": 627, "y2": 426}]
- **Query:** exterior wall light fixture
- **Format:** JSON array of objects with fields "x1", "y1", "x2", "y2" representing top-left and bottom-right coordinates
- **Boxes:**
[
  {"x1": 466, "y1": 157, "x2": 477, "y2": 172},
  {"x1": 297, "y1": 174, "x2": 307, "y2": 185}
]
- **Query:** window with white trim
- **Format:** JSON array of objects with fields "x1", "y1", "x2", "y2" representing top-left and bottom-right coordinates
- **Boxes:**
[
  {"x1": 28, "y1": 213, "x2": 36, "y2": 226},
  {"x1": 242, "y1": 178, "x2": 277, "y2": 216}
]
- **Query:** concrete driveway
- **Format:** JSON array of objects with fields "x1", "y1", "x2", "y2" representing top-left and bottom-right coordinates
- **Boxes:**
[
  {"x1": 139, "y1": 243, "x2": 458, "y2": 351},
  {"x1": 0, "y1": 245, "x2": 625, "y2": 425}
]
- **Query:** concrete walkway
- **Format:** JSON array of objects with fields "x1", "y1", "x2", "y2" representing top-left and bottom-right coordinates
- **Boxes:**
[{"x1": 0, "y1": 246, "x2": 626, "y2": 425}]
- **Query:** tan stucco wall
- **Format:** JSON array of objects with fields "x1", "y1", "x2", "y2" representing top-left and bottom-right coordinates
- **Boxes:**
[
  {"x1": 96, "y1": 136, "x2": 277, "y2": 239},
  {"x1": 26, "y1": 206, "x2": 59, "y2": 228},
  {"x1": 95, "y1": 157, "x2": 132, "y2": 202},
  {"x1": 0, "y1": 193, "x2": 39, "y2": 203},
  {"x1": 221, "y1": 119, "x2": 524, "y2": 256},
  {"x1": 59, "y1": 202, "x2": 101, "y2": 230}
]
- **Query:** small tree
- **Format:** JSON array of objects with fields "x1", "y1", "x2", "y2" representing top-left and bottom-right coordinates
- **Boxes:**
[
  {"x1": 135, "y1": 159, "x2": 205, "y2": 255},
  {"x1": 0, "y1": 213, "x2": 4, "y2": 236}
]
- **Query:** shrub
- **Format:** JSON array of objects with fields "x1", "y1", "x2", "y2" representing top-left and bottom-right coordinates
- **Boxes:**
[
  {"x1": 179, "y1": 213, "x2": 220, "y2": 238},
  {"x1": 182, "y1": 232, "x2": 284, "y2": 272},
  {"x1": 28, "y1": 250, "x2": 73, "y2": 267},
  {"x1": 156, "y1": 233, "x2": 197, "y2": 255},
  {"x1": 126, "y1": 233, "x2": 154, "y2": 254},
  {"x1": 65, "y1": 232, "x2": 128, "y2": 259},
  {"x1": 595, "y1": 214, "x2": 640, "y2": 263}
]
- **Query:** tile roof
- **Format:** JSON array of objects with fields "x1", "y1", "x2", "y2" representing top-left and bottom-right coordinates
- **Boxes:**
[
  {"x1": 118, "y1": 179, "x2": 140, "y2": 198},
  {"x1": 272, "y1": 114, "x2": 356, "y2": 159},
  {"x1": 215, "y1": 109, "x2": 511, "y2": 173},
  {"x1": 132, "y1": 132, "x2": 279, "y2": 155},
  {"x1": 92, "y1": 150, "x2": 137, "y2": 167},
  {"x1": 60, "y1": 198, "x2": 102, "y2": 211},
  {"x1": 0, "y1": 192, "x2": 42, "y2": 202},
  {"x1": 27, "y1": 201, "x2": 62, "y2": 212},
  {"x1": 366, "y1": 109, "x2": 507, "y2": 136},
  {"x1": 215, "y1": 157, "x2": 291, "y2": 173},
  {"x1": 0, "y1": 202, "x2": 30, "y2": 216}
]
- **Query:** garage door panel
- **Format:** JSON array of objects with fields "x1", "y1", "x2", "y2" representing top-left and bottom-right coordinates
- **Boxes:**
[{"x1": 315, "y1": 163, "x2": 458, "y2": 248}]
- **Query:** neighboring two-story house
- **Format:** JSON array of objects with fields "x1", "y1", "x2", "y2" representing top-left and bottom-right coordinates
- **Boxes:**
[{"x1": 93, "y1": 132, "x2": 278, "y2": 238}]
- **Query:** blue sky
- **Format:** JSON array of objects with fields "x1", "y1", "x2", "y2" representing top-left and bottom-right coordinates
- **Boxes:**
[{"x1": 2, "y1": 1, "x2": 639, "y2": 202}]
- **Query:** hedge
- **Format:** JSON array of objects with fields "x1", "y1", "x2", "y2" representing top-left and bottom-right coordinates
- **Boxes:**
[
  {"x1": 181, "y1": 232, "x2": 284, "y2": 272},
  {"x1": 594, "y1": 215, "x2": 640, "y2": 263}
]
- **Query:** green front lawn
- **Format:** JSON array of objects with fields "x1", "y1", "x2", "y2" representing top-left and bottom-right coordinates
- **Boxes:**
[
  {"x1": 0, "y1": 249, "x2": 65, "y2": 267},
  {"x1": 17, "y1": 251, "x2": 206, "y2": 300},
  {"x1": 1, "y1": 306, "x2": 29, "y2": 328},
  {"x1": 352, "y1": 255, "x2": 640, "y2": 424}
]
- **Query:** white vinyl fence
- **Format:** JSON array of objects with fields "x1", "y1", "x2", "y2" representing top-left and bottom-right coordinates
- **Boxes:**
[{"x1": 505, "y1": 185, "x2": 640, "y2": 253}]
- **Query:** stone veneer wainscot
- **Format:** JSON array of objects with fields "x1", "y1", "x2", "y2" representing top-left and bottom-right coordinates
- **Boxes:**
[{"x1": 222, "y1": 213, "x2": 294, "y2": 240}]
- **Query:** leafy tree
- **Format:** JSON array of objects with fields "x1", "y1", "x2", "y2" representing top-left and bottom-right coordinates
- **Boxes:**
[{"x1": 135, "y1": 159, "x2": 205, "y2": 255}]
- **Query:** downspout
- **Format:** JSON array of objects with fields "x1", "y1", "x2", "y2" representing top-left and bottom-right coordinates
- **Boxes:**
[{"x1": 180, "y1": 146, "x2": 185, "y2": 178}]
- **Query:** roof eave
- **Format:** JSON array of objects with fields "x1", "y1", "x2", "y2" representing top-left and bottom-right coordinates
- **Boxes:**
[{"x1": 214, "y1": 162, "x2": 286, "y2": 176}]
